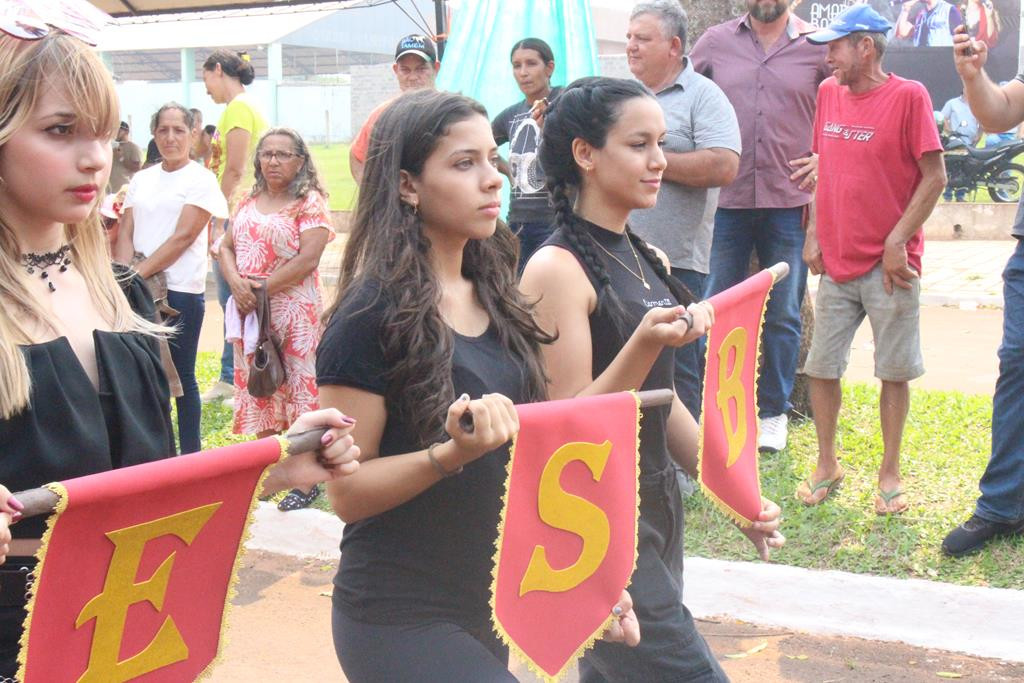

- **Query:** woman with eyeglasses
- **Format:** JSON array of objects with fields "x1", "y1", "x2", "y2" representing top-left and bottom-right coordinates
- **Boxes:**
[
  {"x1": 219, "y1": 128, "x2": 335, "y2": 511},
  {"x1": 114, "y1": 103, "x2": 228, "y2": 454}
]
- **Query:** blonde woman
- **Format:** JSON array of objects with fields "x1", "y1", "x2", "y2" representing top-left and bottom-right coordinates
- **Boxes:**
[{"x1": 0, "y1": 21, "x2": 358, "y2": 675}]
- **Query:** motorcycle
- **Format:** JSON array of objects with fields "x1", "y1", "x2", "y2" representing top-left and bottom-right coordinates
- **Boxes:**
[{"x1": 943, "y1": 135, "x2": 1024, "y2": 202}]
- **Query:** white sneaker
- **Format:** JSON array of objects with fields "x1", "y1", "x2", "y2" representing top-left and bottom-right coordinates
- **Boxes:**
[
  {"x1": 201, "y1": 380, "x2": 234, "y2": 403},
  {"x1": 758, "y1": 414, "x2": 788, "y2": 453}
]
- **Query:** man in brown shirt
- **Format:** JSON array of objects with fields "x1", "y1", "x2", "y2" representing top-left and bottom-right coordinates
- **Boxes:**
[{"x1": 690, "y1": 0, "x2": 830, "y2": 452}]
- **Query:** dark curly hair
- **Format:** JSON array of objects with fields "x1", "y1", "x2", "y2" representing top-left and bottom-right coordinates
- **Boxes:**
[
  {"x1": 539, "y1": 76, "x2": 695, "y2": 340},
  {"x1": 323, "y1": 89, "x2": 554, "y2": 444}
]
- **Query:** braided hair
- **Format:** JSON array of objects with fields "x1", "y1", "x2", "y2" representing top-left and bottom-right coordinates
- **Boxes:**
[{"x1": 539, "y1": 76, "x2": 695, "y2": 340}]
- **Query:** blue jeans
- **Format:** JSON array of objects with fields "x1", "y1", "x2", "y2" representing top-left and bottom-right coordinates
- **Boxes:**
[
  {"x1": 166, "y1": 290, "x2": 205, "y2": 454},
  {"x1": 671, "y1": 267, "x2": 706, "y2": 421},
  {"x1": 511, "y1": 221, "x2": 554, "y2": 275},
  {"x1": 976, "y1": 238, "x2": 1024, "y2": 524},
  {"x1": 705, "y1": 207, "x2": 808, "y2": 418},
  {"x1": 213, "y1": 259, "x2": 234, "y2": 384}
]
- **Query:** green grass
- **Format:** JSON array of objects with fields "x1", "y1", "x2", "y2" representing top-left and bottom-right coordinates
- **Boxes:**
[
  {"x1": 196, "y1": 353, "x2": 1021, "y2": 587},
  {"x1": 684, "y1": 383, "x2": 1024, "y2": 590},
  {"x1": 308, "y1": 143, "x2": 357, "y2": 213}
]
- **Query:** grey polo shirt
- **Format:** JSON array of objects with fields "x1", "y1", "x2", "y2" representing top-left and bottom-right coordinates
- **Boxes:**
[{"x1": 629, "y1": 58, "x2": 741, "y2": 273}]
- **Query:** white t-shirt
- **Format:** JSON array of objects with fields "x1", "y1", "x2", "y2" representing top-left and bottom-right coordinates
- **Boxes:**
[{"x1": 125, "y1": 161, "x2": 229, "y2": 294}]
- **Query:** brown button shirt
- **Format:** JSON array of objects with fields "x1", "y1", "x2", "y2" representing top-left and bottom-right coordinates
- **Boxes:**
[{"x1": 691, "y1": 14, "x2": 830, "y2": 210}]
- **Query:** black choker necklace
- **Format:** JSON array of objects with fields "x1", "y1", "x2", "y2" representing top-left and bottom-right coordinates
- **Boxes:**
[{"x1": 21, "y1": 244, "x2": 71, "y2": 293}]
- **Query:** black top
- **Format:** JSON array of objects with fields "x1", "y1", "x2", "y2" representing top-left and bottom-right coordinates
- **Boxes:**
[
  {"x1": 491, "y1": 87, "x2": 562, "y2": 225},
  {"x1": 1, "y1": 325, "x2": 175, "y2": 538},
  {"x1": 316, "y1": 281, "x2": 530, "y2": 625},
  {"x1": 542, "y1": 219, "x2": 677, "y2": 476}
]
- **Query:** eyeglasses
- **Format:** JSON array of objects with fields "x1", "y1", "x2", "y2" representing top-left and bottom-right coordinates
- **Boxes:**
[
  {"x1": 0, "y1": 0, "x2": 110, "y2": 47},
  {"x1": 258, "y1": 150, "x2": 303, "y2": 162}
]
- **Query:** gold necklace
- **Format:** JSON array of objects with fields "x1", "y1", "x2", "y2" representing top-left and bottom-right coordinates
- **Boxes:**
[{"x1": 588, "y1": 232, "x2": 650, "y2": 290}]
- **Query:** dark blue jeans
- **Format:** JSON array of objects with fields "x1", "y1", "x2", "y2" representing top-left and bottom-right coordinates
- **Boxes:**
[
  {"x1": 213, "y1": 259, "x2": 234, "y2": 384},
  {"x1": 671, "y1": 267, "x2": 706, "y2": 421},
  {"x1": 166, "y1": 289, "x2": 205, "y2": 454},
  {"x1": 511, "y1": 220, "x2": 554, "y2": 275},
  {"x1": 705, "y1": 207, "x2": 808, "y2": 418},
  {"x1": 976, "y1": 238, "x2": 1024, "y2": 524}
]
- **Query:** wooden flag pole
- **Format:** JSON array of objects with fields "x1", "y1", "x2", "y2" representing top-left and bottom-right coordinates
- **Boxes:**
[{"x1": 14, "y1": 389, "x2": 675, "y2": 520}]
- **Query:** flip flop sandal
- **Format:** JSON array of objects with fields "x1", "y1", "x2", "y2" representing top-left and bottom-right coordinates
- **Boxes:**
[
  {"x1": 875, "y1": 488, "x2": 908, "y2": 516},
  {"x1": 277, "y1": 484, "x2": 321, "y2": 512},
  {"x1": 795, "y1": 470, "x2": 845, "y2": 506}
]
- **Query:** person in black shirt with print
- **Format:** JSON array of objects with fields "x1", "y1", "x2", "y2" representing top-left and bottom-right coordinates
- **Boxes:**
[
  {"x1": 316, "y1": 89, "x2": 639, "y2": 682},
  {"x1": 492, "y1": 37, "x2": 563, "y2": 274},
  {"x1": 520, "y1": 77, "x2": 785, "y2": 682}
]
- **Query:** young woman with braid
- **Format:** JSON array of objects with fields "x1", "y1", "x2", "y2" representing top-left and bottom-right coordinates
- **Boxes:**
[
  {"x1": 316, "y1": 89, "x2": 638, "y2": 682},
  {"x1": 520, "y1": 77, "x2": 785, "y2": 681}
]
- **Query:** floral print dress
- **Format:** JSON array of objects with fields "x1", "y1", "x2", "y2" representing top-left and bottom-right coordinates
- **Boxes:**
[{"x1": 231, "y1": 191, "x2": 334, "y2": 434}]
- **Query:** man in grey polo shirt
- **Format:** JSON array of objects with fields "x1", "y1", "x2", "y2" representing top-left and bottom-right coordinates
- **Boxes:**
[{"x1": 626, "y1": 0, "x2": 741, "y2": 420}]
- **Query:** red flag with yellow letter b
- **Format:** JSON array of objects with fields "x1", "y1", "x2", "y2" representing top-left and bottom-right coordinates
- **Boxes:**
[
  {"x1": 492, "y1": 392, "x2": 640, "y2": 682},
  {"x1": 700, "y1": 267, "x2": 780, "y2": 525},
  {"x1": 17, "y1": 437, "x2": 284, "y2": 682}
]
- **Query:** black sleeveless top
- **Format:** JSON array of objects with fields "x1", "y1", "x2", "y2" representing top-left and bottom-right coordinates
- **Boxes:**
[
  {"x1": 543, "y1": 219, "x2": 678, "y2": 476},
  {"x1": 1, "y1": 277, "x2": 175, "y2": 539}
]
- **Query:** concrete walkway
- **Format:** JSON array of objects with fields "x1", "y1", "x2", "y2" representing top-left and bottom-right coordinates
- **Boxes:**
[{"x1": 242, "y1": 502, "x2": 1024, "y2": 665}]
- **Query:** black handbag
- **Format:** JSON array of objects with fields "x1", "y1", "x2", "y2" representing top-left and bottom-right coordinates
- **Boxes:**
[{"x1": 247, "y1": 283, "x2": 286, "y2": 398}]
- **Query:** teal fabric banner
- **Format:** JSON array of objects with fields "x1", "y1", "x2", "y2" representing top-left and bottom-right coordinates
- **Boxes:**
[{"x1": 436, "y1": 0, "x2": 600, "y2": 124}]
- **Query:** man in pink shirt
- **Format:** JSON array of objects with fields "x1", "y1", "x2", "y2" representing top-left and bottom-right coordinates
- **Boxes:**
[
  {"x1": 691, "y1": 0, "x2": 830, "y2": 453},
  {"x1": 798, "y1": 4, "x2": 946, "y2": 515}
]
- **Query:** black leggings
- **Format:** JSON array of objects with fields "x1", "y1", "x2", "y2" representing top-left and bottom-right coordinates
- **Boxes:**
[
  {"x1": 580, "y1": 467, "x2": 728, "y2": 683},
  {"x1": 332, "y1": 606, "x2": 516, "y2": 683}
]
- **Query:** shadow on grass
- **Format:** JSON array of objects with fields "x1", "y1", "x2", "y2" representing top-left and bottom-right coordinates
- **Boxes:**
[{"x1": 686, "y1": 382, "x2": 1023, "y2": 589}]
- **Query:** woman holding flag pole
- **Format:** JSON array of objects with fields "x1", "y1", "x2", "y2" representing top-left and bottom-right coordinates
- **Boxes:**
[
  {"x1": 316, "y1": 88, "x2": 639, "y2": 682},
  {"x1": 0, "y1": 7, "x2": 361, "y2": 675},
  {"x1": 520, "y1": 76, "x2": 785, "y2": 681}
]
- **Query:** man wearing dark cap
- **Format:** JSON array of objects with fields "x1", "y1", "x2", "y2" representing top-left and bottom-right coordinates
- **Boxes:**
[
  {"x1": 797, "y1": 5, "x2": 945, "y2": 515},
  {"x1": 108, "y1": 120, "x2": 142, "y2": 193},
  {"x1": 349, "y1": 34, "x2": 439, "y2": 183}
]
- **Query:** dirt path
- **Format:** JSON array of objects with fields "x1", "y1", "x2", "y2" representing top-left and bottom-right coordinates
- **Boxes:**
[{"x1": 211, "y1": 551, "x2": 1024, "y2": 682}]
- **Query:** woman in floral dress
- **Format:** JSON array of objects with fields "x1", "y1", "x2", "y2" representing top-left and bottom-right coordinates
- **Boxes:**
[{"x1": 220, "y1": 128, "x2": 334, "y2": 509}]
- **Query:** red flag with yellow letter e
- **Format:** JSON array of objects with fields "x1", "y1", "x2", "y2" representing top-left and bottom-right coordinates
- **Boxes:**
[
  {"x1": 17, "y1": 437, "x2": 284, "y2": 683},
  {"x1": 492, "y1": 392, "x2": 640, "y2": 682},
  {"x1": 700, "y1": 268, "x2": 776, "y2": 526}
]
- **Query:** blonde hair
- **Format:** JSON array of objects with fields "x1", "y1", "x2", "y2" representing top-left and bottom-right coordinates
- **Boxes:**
[{"x1": 0, "y1": 33, "x2": 161, "y2": 418}]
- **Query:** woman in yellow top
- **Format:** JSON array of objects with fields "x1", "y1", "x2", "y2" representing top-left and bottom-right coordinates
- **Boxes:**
[{"x1": 202, "y1": 49, "x2": 268, "y2": 405}]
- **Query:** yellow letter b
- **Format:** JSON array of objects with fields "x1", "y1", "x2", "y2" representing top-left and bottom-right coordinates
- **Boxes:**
[{"x1": 715, "y1": 327, "x2": 749, "y2": 468}]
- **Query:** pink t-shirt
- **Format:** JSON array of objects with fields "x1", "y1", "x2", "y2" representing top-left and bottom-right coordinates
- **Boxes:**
[{"x1": 812, "y1": 74, "x2": 942, "y2": 283}]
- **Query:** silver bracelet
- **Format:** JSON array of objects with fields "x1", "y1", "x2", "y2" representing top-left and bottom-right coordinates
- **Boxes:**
[{"x1": 427, "y1": 442, "x2": 463, "y2": 478}]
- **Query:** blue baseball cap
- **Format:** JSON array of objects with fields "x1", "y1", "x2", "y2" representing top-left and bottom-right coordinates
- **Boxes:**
[{"x1": 806, "y1": 4, "x2": 893, "y2": 44}]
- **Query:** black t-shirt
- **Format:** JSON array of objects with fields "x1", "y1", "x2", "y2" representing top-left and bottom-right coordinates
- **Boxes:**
[
  {"x1": 492, "y1": 87, "x2": 562, "y2": 225},
  {"x1": 542, "y1": 219, "x2": 677, "y2": 476},
  {"x1": 316, "y1": 280, "x2": 530, "y2": 625}
]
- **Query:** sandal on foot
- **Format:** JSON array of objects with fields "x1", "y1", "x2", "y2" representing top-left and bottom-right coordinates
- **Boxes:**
[
  {"x1": 795, "y1": 469, "x2": 845, "y2": 506},
  {"x1": 874, "y1": 487, "x2": 908, "y2": 515},
  {"x1": 277, "y1": 484, "x2": 321, "y2": 512}
]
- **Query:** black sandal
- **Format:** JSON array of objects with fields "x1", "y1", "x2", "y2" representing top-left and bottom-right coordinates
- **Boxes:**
[{"x1": 277, "y1": 484, "x2": 321, "y2": 511}]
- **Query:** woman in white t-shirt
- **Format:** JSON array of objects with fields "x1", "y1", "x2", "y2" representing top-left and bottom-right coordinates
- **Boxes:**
[{"x1": 115, "y1": 103, "x2": 228, "y2": 454}]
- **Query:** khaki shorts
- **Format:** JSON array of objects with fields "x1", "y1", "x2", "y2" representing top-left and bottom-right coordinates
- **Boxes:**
[{"x1": 803, "y1": 264, "x2": 924, "y2": 382}]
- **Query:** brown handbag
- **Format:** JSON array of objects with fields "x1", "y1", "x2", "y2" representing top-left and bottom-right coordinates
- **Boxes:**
[{"x1": 247, "y1": 283, "x2": 286, "y2": 398}]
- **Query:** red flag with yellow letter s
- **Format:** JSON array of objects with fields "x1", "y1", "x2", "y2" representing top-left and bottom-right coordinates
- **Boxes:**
[
  {"x1": 17, "y1": 437, "x2": 284, "y2": 683},
  {"x1": 700, "y1": 268, "x2": 777, "y2": 525},
  {"x1": 492, "y1": 392, "x2": 640, "y2": 682}
]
